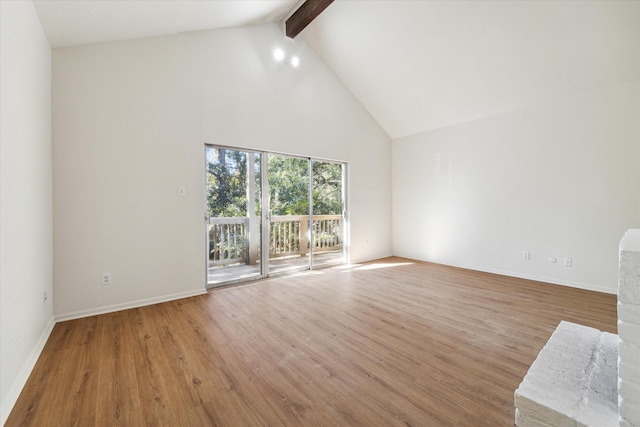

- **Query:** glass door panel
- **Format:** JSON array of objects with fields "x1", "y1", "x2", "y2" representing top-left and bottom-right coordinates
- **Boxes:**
[
  {"x1": 206, "y1": 146, "x2": 348, "y2": 286},
  {"x1": 206, "y1": 146, "x2": 262, "y2": 287},
  {"x1": 311, "y1": 160, "x2": 346, "y2": 267},
  {"x1": 267, "y1": 154, "x2": 311, "y2": 275}
]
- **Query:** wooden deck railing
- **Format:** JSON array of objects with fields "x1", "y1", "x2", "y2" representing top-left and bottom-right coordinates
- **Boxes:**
[
  {"x1": 209, "y1": 214, "x2": 343, "y2": 266},
  {"x1": 208, "y1": 217, "x2": 249, "y2": 266}
]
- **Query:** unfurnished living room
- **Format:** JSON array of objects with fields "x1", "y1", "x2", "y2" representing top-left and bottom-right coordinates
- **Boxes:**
[{"x1": 1, "y1": 0, "x2": 639, "y2": 426}]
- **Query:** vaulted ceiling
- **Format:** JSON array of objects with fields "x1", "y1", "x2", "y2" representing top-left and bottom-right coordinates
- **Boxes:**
[
  {"x1": 33, "y1": 0, "x2": 298, "y2": 47},
  {"x1": 305, "y1": 1, "x2": 640, "y2": 138},
  {"x1": 33, "y1": 0, "x2": 640, "y2": 139}
]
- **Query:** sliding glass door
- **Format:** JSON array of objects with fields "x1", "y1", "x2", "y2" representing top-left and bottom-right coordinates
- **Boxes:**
[
  {"x1": 267, "y1": 154, "x2": 311, "y2": 275},
  {"x1": 206, "y1": 147, "x2": 262, "y2": 287},
  {"x1": 311, "y1": 160, "x2": 346, "y2": 268},
  {"x1": 206, "y1": 145, "x2": 347, "y2": 288}
]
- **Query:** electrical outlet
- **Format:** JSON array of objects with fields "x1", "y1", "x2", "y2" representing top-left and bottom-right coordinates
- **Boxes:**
[
  {"x1": 102, "y1": 273, "x2": 112, "y2": 285},
  {"x1": 564, "y1": 257, "x2": 572, "y2": 267},
  {"x1": 522, "y1": 251, "x2": 530, "y2": 260}
]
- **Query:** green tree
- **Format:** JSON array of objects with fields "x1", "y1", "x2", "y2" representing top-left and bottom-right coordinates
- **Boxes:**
[
  {"x1": 268, "y1": 156, "x2": 310, "y2": 215},
  {"x1": 312, "y1": 160, "x2": 343, "y2": 215},
  {"x1": 206, "y1": 148, "x2": 248, "y2": 217},
  {"x1": 207, "y1": 150, "x2": 343, "y2": 217}
]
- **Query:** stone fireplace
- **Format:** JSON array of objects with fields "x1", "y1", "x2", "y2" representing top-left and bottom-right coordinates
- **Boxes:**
[{"x1": 515, "y1": 229, "x2": 639, "y2": 427}]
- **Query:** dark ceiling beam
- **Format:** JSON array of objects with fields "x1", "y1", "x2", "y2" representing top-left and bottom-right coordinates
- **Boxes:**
[{"x1": 285, "y1": 0, "x2": 334, "y2": 39}]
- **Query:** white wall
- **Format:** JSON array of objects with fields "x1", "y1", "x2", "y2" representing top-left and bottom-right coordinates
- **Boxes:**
[
  {"x1": 52, "y1": 23, "x2": 392, "y2": 318},
  {"x1": 393, "y1": 81, "x2": 640, "y2": 294},
  {"x1": 0, "y1": 1, "x2": 54, "y2": 423}
]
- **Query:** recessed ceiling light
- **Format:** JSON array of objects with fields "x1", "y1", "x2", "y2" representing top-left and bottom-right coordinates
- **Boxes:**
[
  {"x1": 291, "y1": 56, "x2": 300, "y2": 67},
  {"x1": 273, "y1": 48, "x2": 285, "y2": 61}
]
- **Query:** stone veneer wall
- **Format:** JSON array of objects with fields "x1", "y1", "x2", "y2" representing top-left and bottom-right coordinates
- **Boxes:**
[{"x1": 619, "y1": 229, "x2": 640, "y2": 427}]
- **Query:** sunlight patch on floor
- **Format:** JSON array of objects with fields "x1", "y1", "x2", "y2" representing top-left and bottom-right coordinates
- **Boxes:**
[{"x1": 342, "y1": 262, "x2": 414, "y2": 272}]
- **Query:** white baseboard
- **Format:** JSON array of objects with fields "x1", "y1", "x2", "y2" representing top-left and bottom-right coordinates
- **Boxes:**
[
  {"x1": 55, "y1": 288, "x2": 207, "y2": 322},
  {"x1": 1, "y1": 315, "x2": 56, "y2": 427},
  {"x1": 453, "y1": 262, "x2": 616, "y2": 295},
  {"x1": 391, "y1": 253, "x2": 616, "y2": 295}
]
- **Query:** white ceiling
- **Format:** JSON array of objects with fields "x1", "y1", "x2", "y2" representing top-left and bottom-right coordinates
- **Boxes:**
[
  {"x1": 304, "y1": 0, "x2": 640, "y2": 138},
  {"x1": 33, "y1": 0, "x2": 298, "y2": 48},
  {"x1": 33, "y1": 0, "x2": 640, "y2": 139}
]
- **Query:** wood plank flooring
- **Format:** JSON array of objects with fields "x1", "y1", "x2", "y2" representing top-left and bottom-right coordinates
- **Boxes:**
[{"x1": 7, "y1": 257, "x2": 617, "y2": 426}]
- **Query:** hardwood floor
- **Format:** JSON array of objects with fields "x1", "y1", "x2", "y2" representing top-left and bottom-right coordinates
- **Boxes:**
[{"x1": 7, "y1": 257, "x2": 617, "y2": 426}]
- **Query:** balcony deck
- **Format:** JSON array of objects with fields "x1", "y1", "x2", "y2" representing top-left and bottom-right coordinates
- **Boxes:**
[{"x1": 207, "y1": 250, "x2": 344, "y2": 286}]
